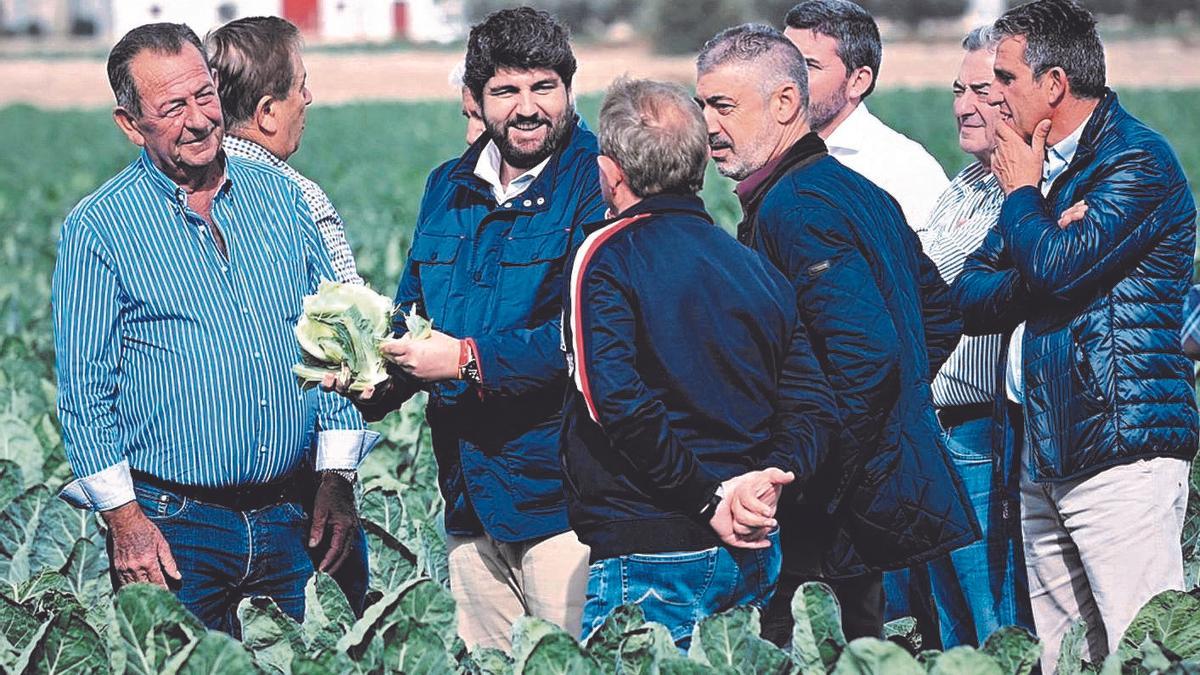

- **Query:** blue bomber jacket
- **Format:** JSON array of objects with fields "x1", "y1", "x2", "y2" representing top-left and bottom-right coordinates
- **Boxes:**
[
  {"x1": 559, "y1": 193, "x2": 840, "y2": 562},
  {"x1": 358, "y1": 120, "x2": 606, "y2": 543}
]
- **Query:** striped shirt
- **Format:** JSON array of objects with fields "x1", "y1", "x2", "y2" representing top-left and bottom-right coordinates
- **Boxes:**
[
  {"x1": 223, "y1": 135, "x2": 363, "y2": 285},
  {"x1": 914, "y1": 162, "x2": 1006, "y2": 408},
  {"x1": 52, "y1": 150, "x2": 378, "y2": 511}
]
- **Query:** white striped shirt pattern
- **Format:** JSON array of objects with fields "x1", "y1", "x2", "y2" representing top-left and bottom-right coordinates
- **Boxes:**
[
  {"x1": 52, "y1": 150, "x2": 376, "y2": 510},
  {"x1": 915, "y1": 162, "x2": 1007, "y2": 409},
  {"x1": 224, "y1": 135, "x2": 363, "y2": 285}
]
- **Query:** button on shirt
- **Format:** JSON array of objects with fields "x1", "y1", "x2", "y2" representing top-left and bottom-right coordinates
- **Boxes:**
[
  {"x1": 1006, "y1": 115, "x2": 1092, "y2": 404},
  {"x1": 825, "y1": 103, "x2": 950, "y2": 230},
  {"x1": 474, "y1": 139, "x2": 551, "y2": 205},
  {"x1": 53, "y1": 151, "x2": 379, "y2": 511},
  {"x1": 915, "y1": 162, "x2": 1007, "y2": 407},
  {"x1": 223, "y1": 135, "x2": 363, "y2": 285}
]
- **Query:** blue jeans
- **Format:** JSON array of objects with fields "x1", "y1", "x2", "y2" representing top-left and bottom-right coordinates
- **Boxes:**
[
  {"x1": 124, "y1": 480, "x2": 317, "y2": 635},
  {"x1": 580, "y1": 531, "x2": 781, "y2": 649},
  {"x1": 885, "y1": 417, "x2": 1032, "y2": 647}
]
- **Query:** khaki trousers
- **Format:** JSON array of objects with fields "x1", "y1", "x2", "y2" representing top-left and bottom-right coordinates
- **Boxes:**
[
  {"x1": 447, "y1": 529, "x2": 590, "y2": 651},
  {"x1": 1021, "y1": 456, "x2": 1189, "y2": 672}
]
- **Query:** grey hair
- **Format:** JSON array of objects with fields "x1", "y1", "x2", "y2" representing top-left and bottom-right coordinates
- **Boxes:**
[
  {"x1": 992, "y1": 0, "x2": 1106, "y2": 99},
  {"x1": 107, "y1": 23, "x2": 206, "y2": 117},
  {"x1": 598, "y1": 78, "x2": 708, "y2": 198},
  {"x1": 962, "y1": 25, "x2": 997, "y2": 52},
  {"x1": 696, "y1": 23, "x2": 809, "y2": 104}
]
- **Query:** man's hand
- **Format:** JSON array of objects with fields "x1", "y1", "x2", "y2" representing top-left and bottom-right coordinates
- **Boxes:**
[
  {"x1": 320, "y1": 371, "x2": 386, "y2": 402},
  {"x1": 707, "y1": 468, "x2": 794, "y2": 549},
  {"x1": 380, "y1": 331, "x2": 461, "y2": 382},
  {"x1": 1058, "y1": 200, "x2": 1089, "y2": 229},
  {"x1": 308, "y1": 473, "x2": 358, "y2": 573},
  {"x1": 102, "y1": 501, "x2": 181, "y2": 588},
  {"x1": 992, "y1": 118, "x2": 1051, "y2": 195}
]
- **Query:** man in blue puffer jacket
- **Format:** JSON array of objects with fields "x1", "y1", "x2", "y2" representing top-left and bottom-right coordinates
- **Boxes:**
[
  {"x1": 952, "y1": 1, "x2": 1197, "y2": 669},
  {"x1": 333, "y1": 8, "x2": 606, "y2": 651}
]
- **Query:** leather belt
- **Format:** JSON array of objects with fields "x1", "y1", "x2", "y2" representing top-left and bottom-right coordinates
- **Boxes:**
[
  {"x1": 936, "y1": 402, "x2": 993, "y2": 430},
  {"x1": 130, "y1": 470, "x2": 296, "y2": 511}
]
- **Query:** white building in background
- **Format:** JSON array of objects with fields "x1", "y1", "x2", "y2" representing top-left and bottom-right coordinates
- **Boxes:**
[{"x1": 2, "y1": 0, "x2": 463, "y2": 43}]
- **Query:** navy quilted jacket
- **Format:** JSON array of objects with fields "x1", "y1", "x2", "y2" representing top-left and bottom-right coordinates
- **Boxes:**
[
  {"x1": 357, "y1": 120, "x2": 606, "y2": 542},
  {"x1": 740, "y1": 134, "x2": 979, "y2": 574},
  {"x1": 952, "y1": 91, "x2": 1198, "y2": 482}
]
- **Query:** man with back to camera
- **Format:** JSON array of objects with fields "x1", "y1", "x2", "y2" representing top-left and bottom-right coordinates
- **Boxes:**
[
  {"x1": 204, "y1": 14, "x2": 373, "y2": 616},
  {"x1": 52, "y1": 22, "x2": 377, "y2": 634},
  {"x1": 324, "y1": 7, "x2": 606, "y2": 651},
  {"x1": 952, "y1": 0, "x2": 1197, "y2": 668},
  {"x1": 694, "y1": 23, "x2": 977, "y2": 644},
  {"x1": 783, "y1": 0, "x2": 949, "y2": 229},
  {"x1": 562, "y1": 76, "x2": 841, "y2": 648}
]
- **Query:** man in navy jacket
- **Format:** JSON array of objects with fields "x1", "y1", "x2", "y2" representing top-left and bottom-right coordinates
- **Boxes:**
[
  {"x1": 952, "y1": 1, "x2": 1196, "y2": 668},
  {"x1": 330, "y1": 8, "x2": 606, "y2": 651},
  {"x1": 696, "y1": 24, "x2": 978, "y2": 643},
  {"x1": 562, "y1": 77, "x2": 840, "y2": 648}
]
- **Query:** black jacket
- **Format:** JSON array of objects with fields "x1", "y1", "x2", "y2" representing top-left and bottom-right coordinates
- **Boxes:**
[
  {"x1": 560, "y1": 193, "x2": 839, "y2": 562},
  {"x1": 741, "y1": 134, "x2": 979, "y2": 575}
]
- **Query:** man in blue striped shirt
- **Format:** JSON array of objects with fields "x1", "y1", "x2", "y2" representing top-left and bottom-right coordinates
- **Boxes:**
[{"x1": 51, "y1": 23, "x2": 377, "y2": 632}]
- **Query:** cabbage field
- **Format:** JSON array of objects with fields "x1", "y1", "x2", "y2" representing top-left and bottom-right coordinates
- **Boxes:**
[{"x1": 1, "y1": 90, "x2": 1199, "y2": 673}]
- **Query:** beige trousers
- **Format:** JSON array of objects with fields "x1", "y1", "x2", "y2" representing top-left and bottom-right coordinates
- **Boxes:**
[
  {"x1": 447, "y1": 529, "x2": 590, "y2": 651},
  {"x1": 1021, "y1": 456, "x2": 1189, "y2": 672}
]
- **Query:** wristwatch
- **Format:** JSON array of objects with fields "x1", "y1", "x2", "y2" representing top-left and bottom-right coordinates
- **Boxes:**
[
  {"x1": 321, "y1": 469, "x2": 358, "y2": 485},
  {"x1": 698, "y1": 484, "x2": 726, "y2": 520},
  {"x1": 458, "y1": 338, "x2": 482, "y2": 385}
]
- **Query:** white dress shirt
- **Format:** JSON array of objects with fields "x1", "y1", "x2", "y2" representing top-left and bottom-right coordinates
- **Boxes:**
[
  {"x1": 474, "y1": 140, "x2": 551, "y2": 205},
  {"x1": 1005, "y1": 115, "x2": 1092, "y2": 404},
  {"x1": 825, "y1": 103, "x2": 950, "y2": 230}
]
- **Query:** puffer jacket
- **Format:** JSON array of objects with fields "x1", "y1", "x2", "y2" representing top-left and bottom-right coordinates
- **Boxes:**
[
  {"x1": 952, "y1": 90, "x2": 1198, "y2": 482},
  {"x1": 740, "y1": 133, "x2": 979, "y2": 574},
  {"x1": 357, "y1": 120, "x2": 606, "y2": 542}
]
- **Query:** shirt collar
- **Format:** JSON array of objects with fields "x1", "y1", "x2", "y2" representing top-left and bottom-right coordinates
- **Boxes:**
[
  {"x1": 1043, "y1": 112, "x2": 1092, "y2": 188},
  {"x1": 223, "y1": 135, "x2": 285, "y2": 169},
  {"x1": 824, "y1": 103, "x2": 874, "y2": 155},
  {"x1": 137, "y1": 148, "x2": 233, "y2": 205},
  {"x1": 473, "y1": 140, "x2": 552, "y2": 205}
]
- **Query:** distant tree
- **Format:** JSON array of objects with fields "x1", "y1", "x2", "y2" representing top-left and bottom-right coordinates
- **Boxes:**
[
  {"x1": 859, "y1": 0, "x2": 968, "y2": 27},
  {"x1": 645, "y1": 0, "x2": 753, "y2": 54}
]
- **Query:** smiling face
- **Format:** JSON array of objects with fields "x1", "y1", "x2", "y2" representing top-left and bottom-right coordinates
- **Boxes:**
[
  {"x1": 696, "y1": 63, "x2": 781, "y2": 181},
  {"x1": 954, "y1": 47, "x2": 1000, "y2": 161},
  {"x1": 122, "y1": 43, "x2": 224, "y2": 179},
  {"x1": 480, "y1": 67, "x2": 572, "y2": 169},
  {"x1": 783, "y1": 27, "x2": 851, "y2": 133},
  {"x1": 988, "y1": 36, "x2": 1053, "y2": 141}
]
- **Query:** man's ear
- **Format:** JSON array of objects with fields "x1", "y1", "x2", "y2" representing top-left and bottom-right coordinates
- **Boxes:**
[
  {"x1": 597, "y1": 154, "x2": 624, "y2": 192},
  {"x1": 254, "y1": 94, "x2": 279, "y2": 135},
  {"x1": 772, "y1": 82, "x2": 805, "y2": 125},
  {"x1": 112, "y1": 106, "x2": 145, "y2": 148},
  {"x1": 846, "y1": 65, "x2": 875, "y2": 102},
  {"x1": 1042, "y1": 66, "x2": 1069, "y2": 107}
]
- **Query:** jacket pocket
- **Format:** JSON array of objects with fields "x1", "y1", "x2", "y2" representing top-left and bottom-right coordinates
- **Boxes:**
[
  {"x1": 499, "y1": 228, "x2": 572, "y2": 266},
  {"x1": 408, "y1": 233, "x2": 464, "y2": 321},
  {"x1": 1070, "y1": 328, "x2": 1106, "y2": 408}
]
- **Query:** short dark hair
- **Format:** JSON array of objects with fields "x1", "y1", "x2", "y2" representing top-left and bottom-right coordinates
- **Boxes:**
[
  {"x1": 205, "y1": 16, "x2": 303, "y2": 130},
  {"x1": 784, "y1": 0, "x2": 882, "y2": 98},
  {"x1": 599, "y1": 78, "x2": 708, "y2": 198},
  {"x1": 992, "y1": 0, "x2": 1106, "y2": 99},
  {"x1": 697, "y1": 23, "x2": 809, "y2": 105},
  {"x1": 107, "y1": 23, "x2": 206, "y2": 117},
  {"x1": 463, "y1": 7, "x2": 576, "y2": 104}
]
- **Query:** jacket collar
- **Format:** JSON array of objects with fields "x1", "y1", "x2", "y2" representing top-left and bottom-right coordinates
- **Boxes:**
[
  {"x1": 583, "y1": 192, "x2": 711, "y2": 236},
  {"x1": 447, "y1": 116, "x2": 590, "y2": 215},
  {"x1": 736, "y1": 132, "x2": 827, "y2": 211}
]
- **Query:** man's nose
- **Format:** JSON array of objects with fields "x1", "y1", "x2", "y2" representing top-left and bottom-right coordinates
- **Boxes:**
[
  {"x1": 184, "y1": 101, "x2": 210, "y2": 131},
  {"x1": 986, "y1": 82, "x2": 1003, "y2": 107},
  {"x1": 701, "y1": 107, "x2": 720, "y2": 135},
  {"x1": 514, "y1": 90, "x2": 538, "y2": 117},
  {"x1": 953, "y1": 94, "x2": 973, "y2": 118}
]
